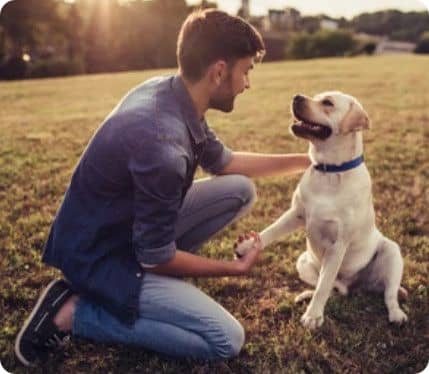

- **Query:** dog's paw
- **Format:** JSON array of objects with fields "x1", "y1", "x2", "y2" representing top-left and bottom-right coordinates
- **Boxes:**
[
  {"x1": 300, "y1": 310, "x2": 324, "y2": 330},
  {"x1": 295, "y1": 290, "x2": 314, "y2": 303},
  {"x1": 234, "y1": 238, "x2": 256, "y2": 257},
  {"x1": 389, "y1": 308, "x2": 408, "y2": 324}
]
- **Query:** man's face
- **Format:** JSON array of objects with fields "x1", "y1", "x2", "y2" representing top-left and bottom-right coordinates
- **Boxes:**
[{"x1": 209, "y1": 56, "x2": 254, "y2": 113}]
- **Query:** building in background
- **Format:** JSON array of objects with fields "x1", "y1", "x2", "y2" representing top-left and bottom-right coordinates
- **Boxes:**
[
  {"x1": 320, "y1": 18, "x2": 339, "y2": 30},
  {"x1": 375, "y1": 38, "x2": 417, "y2": 54}
]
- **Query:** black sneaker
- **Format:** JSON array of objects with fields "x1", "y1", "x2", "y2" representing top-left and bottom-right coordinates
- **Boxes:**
[{"x1": 14, "y1": 279, "x2": 74, "y2": 366}]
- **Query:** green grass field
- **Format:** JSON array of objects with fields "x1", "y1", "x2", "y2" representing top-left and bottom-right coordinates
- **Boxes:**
[{"x1": 1, "y1": 55, "x2": 428, "y2": 373}]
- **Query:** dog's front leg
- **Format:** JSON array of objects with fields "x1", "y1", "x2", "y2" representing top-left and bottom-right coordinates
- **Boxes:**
[
  {"x1": 301, "y1": 243, "x2": 347, "y2": 330},
  {"x1": 259, "y1": 208, "x2": 304, "y2": 248}
]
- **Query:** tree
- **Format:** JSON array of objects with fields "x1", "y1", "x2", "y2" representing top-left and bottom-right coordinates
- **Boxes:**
[
  {"x1": 362, "y1": 42, "x2": 376, "y2": 55},
  {"x1": 351, "y1": 10, "x2": 429, "y2": 42},
  {"x1": 83, "y1": 0, "x2": 120, "y2": 73},
  {"x1": 287, "y1": 30, "x2": 357, "y2": 59},
  {"x1": 0, "y1": 0, "x2": 62, "y2": 56},
  {"x1": 300, "y1": 16, "x2": 320, "y2": 34},
  {"x1": 415, "y1": 31, "x2": 429, "y2": 54},
  {"x1": 0, "y1": 0, "x2": 66, "y2": 79},
  {"x1": 116, "y1": 0, "x2": 188, "y2": 70},
  {"x1": 0, "y1": 24, "x2": 6, "y2": 60},
  {"x1": 153, "y1": 0, "x2": 189, "y2": 68},
  {"x1": 65, "y1": 3, "x2": 83, "y2": 61}
]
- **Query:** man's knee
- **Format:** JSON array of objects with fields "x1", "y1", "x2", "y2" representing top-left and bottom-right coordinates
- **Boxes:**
[
  {"x1": 230, "y1": 174, "x2": 257, "y2": 208},
  {"x1": 212, "y1": 320, "x2": 245, "y2": 359},
  {"x1": 227, "y1": 322, "x2": 245, "y2": 358}
]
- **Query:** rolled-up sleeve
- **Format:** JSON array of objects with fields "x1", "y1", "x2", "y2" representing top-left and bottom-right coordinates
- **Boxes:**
[
  {"x1": 128, "y1": 142, "x2": 186, "y2": 267},
  {"x1": 199, "y1": 123, "x2": 233, "y2": 175}
]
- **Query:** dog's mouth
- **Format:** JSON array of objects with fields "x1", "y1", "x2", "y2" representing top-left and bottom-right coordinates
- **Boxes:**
[{"x1": 291, "y1": 117, "x2": 332, "y2": 140}]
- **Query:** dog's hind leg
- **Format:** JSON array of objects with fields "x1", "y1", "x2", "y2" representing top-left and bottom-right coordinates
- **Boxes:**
[
  {"x1": 295, "y1": 290, "x2": 314, "y2": 303},
  {"x1": 296, "y1": 251, "x2": 319, "y2": 285},
  {"x1": 368, "y1": 237, "x2": 408, "y2": 323},
  {"x1": 295, "y1": 251, "x2": 318, "y2": 303}
]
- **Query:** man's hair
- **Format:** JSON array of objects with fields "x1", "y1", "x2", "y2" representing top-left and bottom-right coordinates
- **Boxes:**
[{"x1": 177, "y1": 9, "x2": 265, "y2": 82}]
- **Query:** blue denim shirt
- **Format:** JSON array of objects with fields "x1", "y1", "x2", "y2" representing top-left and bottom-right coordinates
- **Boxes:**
[{"x1": 42, "y1": 75, "x2": 232, "y2": 323}]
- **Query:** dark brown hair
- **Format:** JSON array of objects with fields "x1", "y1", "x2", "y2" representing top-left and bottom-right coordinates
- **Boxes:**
[{"x1": 177, "y1": 9, "x2": 265, "y2": 82}]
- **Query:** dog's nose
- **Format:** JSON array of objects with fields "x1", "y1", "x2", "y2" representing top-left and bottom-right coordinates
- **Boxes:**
[{"x1": 293, "y1": 94, "x2": 305, "y2": 104}]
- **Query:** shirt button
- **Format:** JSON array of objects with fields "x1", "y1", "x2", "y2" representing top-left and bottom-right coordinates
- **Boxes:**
[{"x1": 136, "y1": 272, "x2": 142, "y2": 278}]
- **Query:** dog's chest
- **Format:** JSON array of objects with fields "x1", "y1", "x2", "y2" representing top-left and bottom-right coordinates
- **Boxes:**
[
  {"x1": 302, "y1": 175, "x2": 364, "y2": 220},
  {"x1": 300, "y1": 170, "x2": 373, "y2": 242},
  {"x1": 298, "y1": 169, "x2": 377, "y2": 272}
]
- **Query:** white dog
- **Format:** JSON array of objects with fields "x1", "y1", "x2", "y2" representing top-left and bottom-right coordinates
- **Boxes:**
[{"x1": 236, "y1": 91, "x2": 408, "y2": 330}]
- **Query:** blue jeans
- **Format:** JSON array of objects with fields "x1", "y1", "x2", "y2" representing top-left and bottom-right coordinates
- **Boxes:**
[{"x1": 71, "y1": 175, "x2": 257, "y2": 361}]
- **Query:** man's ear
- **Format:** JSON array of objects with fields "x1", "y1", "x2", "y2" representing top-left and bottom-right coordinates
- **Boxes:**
[
  {"x1": 340, "y1": 102, "x2": 371, "y2": 134},
  {"x1": 209, "y1": 60, "x2": 228, "y2": 87}
]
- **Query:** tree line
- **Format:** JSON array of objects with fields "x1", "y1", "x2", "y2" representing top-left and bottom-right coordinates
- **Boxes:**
[
  {"x1": 350, "y1": 9, "x2": 429, "y2": 42},
  {"x1": 0, "y1": 0, "x2": 428, "y2": 80},
  {"x1": 0, "y1": 0, "x2": 209, "y2": 79}
]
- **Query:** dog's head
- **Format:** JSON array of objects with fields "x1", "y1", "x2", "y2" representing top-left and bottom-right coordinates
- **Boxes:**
[{"x1": 290, "y1": 91, "x2": 370, "y2": 142}]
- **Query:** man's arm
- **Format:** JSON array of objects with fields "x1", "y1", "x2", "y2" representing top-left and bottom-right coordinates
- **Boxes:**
[
  {"x1": 146, "y1": 237, "x2": 261, "y2": 277},
  {"x1": 218, "y1": 152, "x2": 311, "y2": 177}
]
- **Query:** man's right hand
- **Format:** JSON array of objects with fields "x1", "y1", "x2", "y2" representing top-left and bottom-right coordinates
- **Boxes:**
[{"x1": 233, "y1": 231, "x2": 262, "y2": 275}]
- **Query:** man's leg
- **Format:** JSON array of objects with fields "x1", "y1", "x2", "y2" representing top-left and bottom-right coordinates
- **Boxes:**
[
  {"x1": 70, "y1": 174, "x2": 256, "y2": 360},
  {"x1": 16, "y1": 175, "x2": 256, "y2": 364},
  {"x1": 73, "y1": 272, "x2": 245, "y2": 360},
  {"x1": 175, "y1": 174, "x2": 257, "y2": 251}
]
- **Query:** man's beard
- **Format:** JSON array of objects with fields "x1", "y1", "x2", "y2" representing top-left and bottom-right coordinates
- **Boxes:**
[
  {"x1": 209, "y1": 74, "x2": 235, "y2": 113},
  {"x1": 209, "y1": 95, "x2": 235, "y2": 112}
]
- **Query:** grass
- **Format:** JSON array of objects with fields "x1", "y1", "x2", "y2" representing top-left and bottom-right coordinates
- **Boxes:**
[{"x1": 1, "y1": 55, "x2": 428, "y2": 373}]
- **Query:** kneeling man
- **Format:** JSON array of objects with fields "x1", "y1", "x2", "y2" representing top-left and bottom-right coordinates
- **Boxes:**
[{"x1": 15, "y1": 9, "x2": 310, "y2": 366}]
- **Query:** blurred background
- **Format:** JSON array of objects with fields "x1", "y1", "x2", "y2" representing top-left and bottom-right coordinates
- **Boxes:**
[{"x1": 0, "y1": 0, "x2": 428, "y2": 80}]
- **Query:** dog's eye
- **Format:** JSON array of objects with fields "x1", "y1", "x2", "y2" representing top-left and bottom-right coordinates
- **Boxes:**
[{"x1": 322, "y1": 99, "x2": 334, "y2": 107}]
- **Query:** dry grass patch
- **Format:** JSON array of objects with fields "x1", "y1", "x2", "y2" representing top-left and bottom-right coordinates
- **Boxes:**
[{"x1": 1, "y1": 55, "x2": 428, "y2": 373}]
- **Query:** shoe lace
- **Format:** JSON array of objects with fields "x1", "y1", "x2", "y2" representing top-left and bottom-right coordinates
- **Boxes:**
[{"x1": 43, "y1": 333, "x2": 70, "y2": 349}]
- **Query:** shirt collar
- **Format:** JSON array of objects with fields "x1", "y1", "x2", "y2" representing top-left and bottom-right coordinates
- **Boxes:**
[{"x1": 172, "y1": 75, "x2": 207, "y2": 145}]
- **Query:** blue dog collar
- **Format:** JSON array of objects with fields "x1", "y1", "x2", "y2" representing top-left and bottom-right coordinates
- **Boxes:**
[{"x1": 314, "y1": 155, "x2": 364, "y2": 173}]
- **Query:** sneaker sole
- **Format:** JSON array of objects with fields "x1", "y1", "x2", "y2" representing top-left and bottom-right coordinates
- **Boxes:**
[{"x1": 14, "y1": 279, "x2": 69, "y2": 367}]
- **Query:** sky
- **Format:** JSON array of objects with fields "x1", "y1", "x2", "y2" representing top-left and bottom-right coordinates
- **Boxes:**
[
  {"x1": 0, "y1": 0, "x2": 427, "y2": 16},
  {"x1": 187, "y1": 0, "x2": 429, "y2": 19}
]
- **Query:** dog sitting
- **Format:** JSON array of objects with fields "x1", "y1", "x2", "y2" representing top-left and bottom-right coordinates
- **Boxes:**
[{"x1": 236, "y1": 91, "x2": 408, "y2": 330}]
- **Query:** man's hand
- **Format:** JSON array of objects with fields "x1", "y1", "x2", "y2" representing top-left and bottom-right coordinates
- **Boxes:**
[
  {"x1": 233, "y1": 231, "x2": 262, "y2": 275},
  {"x1": 234, "y1": 231, "x2": 262, "y2": 257}
]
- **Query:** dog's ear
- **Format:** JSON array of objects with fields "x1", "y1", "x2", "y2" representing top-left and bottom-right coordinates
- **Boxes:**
[{"x1": 339, "y1": 102, "x2": 370, "y2": 134}]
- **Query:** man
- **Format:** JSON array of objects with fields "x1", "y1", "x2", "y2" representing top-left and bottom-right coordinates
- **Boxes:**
[{"x1": 15, "y1": 9, "x2": 310, "y2": 366}]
